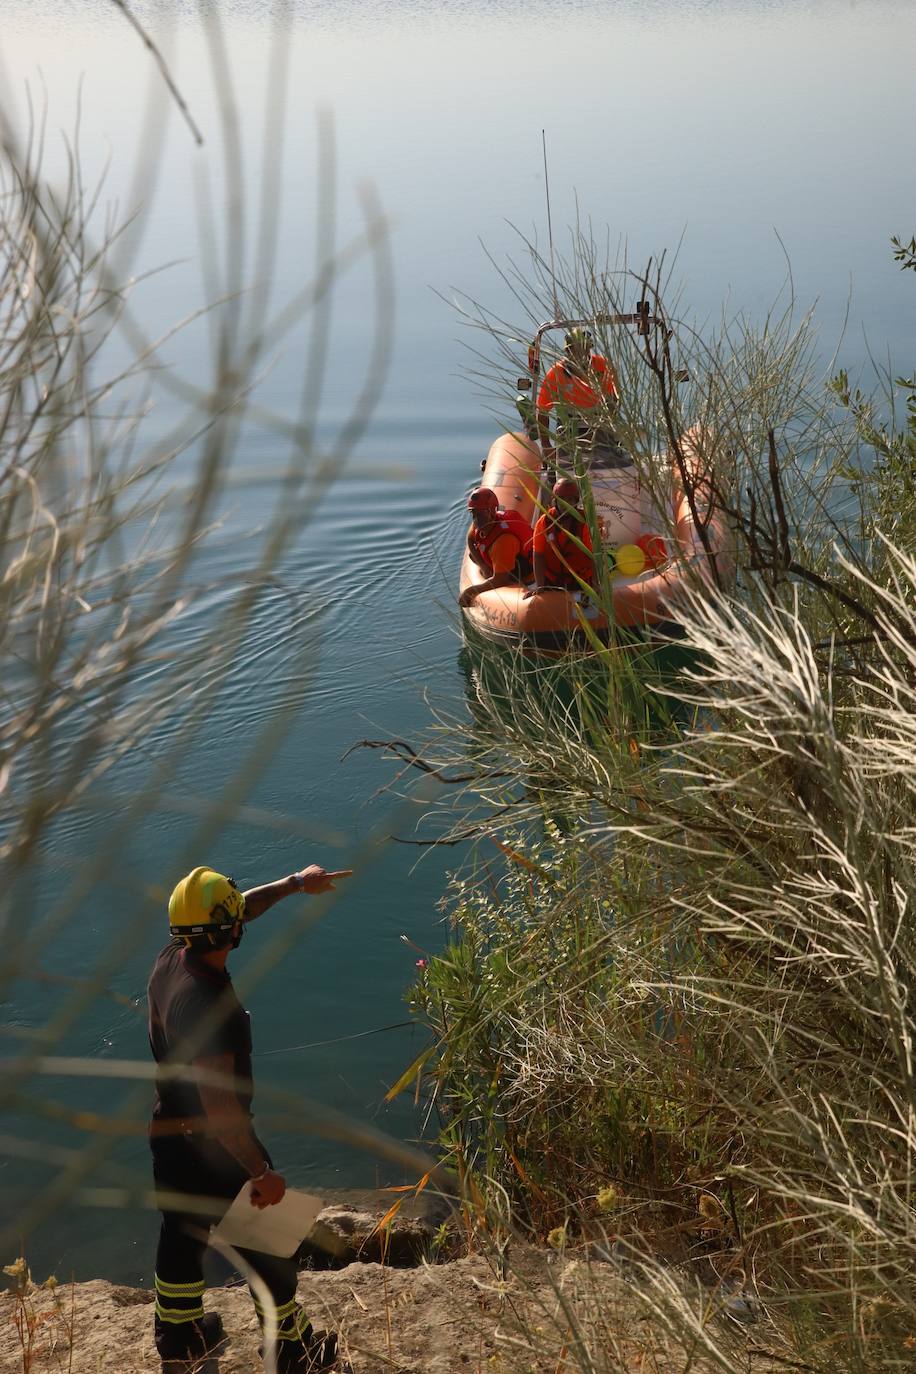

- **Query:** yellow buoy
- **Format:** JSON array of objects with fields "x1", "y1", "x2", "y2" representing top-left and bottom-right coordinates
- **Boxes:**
[{"x1": 614, "y1": 543, "x2": 646, "y2": 576}]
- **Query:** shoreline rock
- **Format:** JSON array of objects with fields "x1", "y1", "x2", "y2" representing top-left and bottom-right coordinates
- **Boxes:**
[
  {"x1": 0, "y1": 1245, "x2": 778, "y2": 1373},
  {"x1": 299, "y1": 1186, "x2": 454, "y2": 1269},
  {"x1": 1, "y1": 1193, "x2": 775, "y2": 1372},
  {"x1": 0, "y1": 1245, "x2": 583, "y2": 1374}
]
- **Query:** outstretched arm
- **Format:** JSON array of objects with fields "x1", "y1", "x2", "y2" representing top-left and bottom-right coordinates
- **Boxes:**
[
  {"x1": 459, "y1": 532, "x2": 524, "y2": 608},
  {"x1": 243, "y1": 866, "x2": 351, "y2": 924},
  {"x1": 459, "y1": 569, "x2": 516, "y2": 608}
]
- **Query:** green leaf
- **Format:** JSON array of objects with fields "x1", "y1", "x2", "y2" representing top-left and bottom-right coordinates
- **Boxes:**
[{"x1": 384, "y1": 1042, "x2": 437, "y2": 1102}]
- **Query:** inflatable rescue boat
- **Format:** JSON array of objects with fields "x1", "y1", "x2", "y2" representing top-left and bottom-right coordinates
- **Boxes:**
[{"x1": 459, "y1": 315, "x2": 730, "y2": 650}]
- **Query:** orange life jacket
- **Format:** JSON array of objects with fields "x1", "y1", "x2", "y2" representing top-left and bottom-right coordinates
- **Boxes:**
[
  {"x1": 536, "y1": 355, "x2": 618, "y2": 414},
  {"x1": 469, "y1": 508, "x2": 532, "y2": 572},
  {"x1": 533, "y1": 509, "x2": 594, "y2": 586}
]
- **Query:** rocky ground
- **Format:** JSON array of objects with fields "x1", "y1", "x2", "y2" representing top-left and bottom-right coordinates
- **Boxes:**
[
  {"x1": 0, "y1": 1247, "x2": 611, "y2": 1374},
  {"x1": 1, "y1": 1193, "x2": 780, "y2": 1374}
]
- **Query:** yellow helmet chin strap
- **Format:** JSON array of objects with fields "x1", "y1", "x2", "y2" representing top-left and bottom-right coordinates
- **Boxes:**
[{"x1": 176, "y1": 928, "x2": 226, "y2": 951}]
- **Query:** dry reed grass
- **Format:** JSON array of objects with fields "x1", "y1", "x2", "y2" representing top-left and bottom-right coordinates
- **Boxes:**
[{"x1": 387, "y1": 227, "x2": 916, "y2": 1372}]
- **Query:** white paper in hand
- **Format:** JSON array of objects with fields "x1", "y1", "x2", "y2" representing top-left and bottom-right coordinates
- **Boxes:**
[{"x1": 212, "y1": 1182, "x2": 324, "y2": 1258}]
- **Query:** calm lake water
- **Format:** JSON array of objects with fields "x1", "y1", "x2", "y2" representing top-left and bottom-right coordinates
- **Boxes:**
[{"x1": 1, "y1": 0, "x2": 912, "y2": 1282}]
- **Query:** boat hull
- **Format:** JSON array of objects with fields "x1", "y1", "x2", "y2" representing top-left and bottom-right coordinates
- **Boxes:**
[{"x1": 459, "y1": 427, "x2": 729, "y2": 646}]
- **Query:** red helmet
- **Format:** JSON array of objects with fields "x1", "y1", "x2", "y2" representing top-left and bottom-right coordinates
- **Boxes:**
[
  {"x1": 468, "y1": 487, "x2": 499, "y2": 512},
  {"x1": 552, "y1": 477, "x2": 581, "y2": 505}
]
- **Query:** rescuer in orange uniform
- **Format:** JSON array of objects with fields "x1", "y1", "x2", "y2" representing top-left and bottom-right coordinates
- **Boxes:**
[
  {"x1": 536, "y1": 328, "x2": 619, "y2": 461},
  {"x1": 459, "y1": 487, "x2": 533, "y2": 607},
  {"x1": 525, "y1": 477, "x2": 594, "y2": 597}
]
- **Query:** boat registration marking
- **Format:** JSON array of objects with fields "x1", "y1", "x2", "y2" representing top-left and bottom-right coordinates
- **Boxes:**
[{"x1": 481, "y1": 606, "x2": 518, "y2": 628}]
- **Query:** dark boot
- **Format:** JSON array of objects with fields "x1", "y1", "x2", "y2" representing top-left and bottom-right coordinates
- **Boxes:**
[
  {"x1": 160, "y1": 1311, "x2": 226, "y2": 1371},
  {"x1": 195, "y1": 1313, "x2": 225, "y2": 1353},
  {"x1": 277, "y1": 1324, "x2": 338, "y2": 1373}
]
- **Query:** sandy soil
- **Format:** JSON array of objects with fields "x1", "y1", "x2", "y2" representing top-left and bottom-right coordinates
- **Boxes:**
[{"x1": 0, "y1": 1242, "x2": 748, "y2": 1374}]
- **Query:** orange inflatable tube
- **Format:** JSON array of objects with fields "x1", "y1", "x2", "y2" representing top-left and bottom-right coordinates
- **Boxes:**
[{"x1": 459, "y1": 426, "x2": 730, "y2": 646}]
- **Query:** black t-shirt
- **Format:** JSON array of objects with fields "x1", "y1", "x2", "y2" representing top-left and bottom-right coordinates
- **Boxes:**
[{"x1": 147, "y1": 942, "x2": 253, "y2": 1122}]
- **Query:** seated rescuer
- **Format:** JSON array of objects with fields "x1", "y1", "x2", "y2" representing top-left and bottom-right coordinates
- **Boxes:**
[
  {"x1": 148, "y1": 862, "x2": 350, "y2": 1374},
  {"x1": 459, "y1": 486, "x2": 533, "y2": 608},
  {"x1": 536, "y1": 327, "x2": 620, "y2": 462},
  {"x1": 525, "y1": 476, "x2": 595, "y2": 598}
]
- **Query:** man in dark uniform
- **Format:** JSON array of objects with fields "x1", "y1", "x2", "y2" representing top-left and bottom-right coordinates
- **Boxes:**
[{"x1": 148, "y1": 862, "x2": 349, "y2": 1373}]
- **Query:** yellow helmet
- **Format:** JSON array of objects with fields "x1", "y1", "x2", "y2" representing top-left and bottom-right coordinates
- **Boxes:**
[{"x1": 168, "y1": 867, "x2": 245, "y2": 943}]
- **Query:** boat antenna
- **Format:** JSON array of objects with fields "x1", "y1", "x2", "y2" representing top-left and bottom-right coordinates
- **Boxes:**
[{"x1": 541, "y1": 128, "x2": 560, "y2": 321}]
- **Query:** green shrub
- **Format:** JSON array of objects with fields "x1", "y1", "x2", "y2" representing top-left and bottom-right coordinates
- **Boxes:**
[{"x1": 397, "y1": 235, "x2": 916, "y2": 1371}]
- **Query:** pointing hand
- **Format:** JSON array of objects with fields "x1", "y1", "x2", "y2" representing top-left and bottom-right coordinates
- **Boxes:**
[{"x1": 293, "y1": 865, "x2": 353, "y2": 894}]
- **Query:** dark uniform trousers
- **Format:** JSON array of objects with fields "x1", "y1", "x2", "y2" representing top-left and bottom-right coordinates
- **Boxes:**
[{"x1": 152, "y1": 1136, "x2": 313, "y2": 1370}]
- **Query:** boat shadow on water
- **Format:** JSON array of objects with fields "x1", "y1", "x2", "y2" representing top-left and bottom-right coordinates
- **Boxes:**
[{"x1": 458, "y1": 619, "x2": 712, "y2": 755}]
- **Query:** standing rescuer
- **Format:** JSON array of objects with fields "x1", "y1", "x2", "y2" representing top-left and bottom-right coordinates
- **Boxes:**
[
  {"x1": 148, "y1": 863, "x2": 350, "y2": 1373},
  {"x1": 536, "y1": 327, "x2": 619, "y2": 461}
]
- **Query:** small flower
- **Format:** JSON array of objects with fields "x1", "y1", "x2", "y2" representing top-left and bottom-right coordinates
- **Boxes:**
[
  {"x1": 698, "y1": 1193, "x2": 725, "y2": 1227},
  {"x1": 596, "y1": 1184, "x2": 618, "y2": 1213},
  {"x1": 3, "y1": 1257, "x2": 30, "y2": 1289},
  {"x1": 547, "y1": 1226, "x2": 567, "y2": 1250},
  {"x1": 42, "y1": 1275, "x2": 59, "y2": 1290},
  {"x1": 415, "y1": 958, "x2": 427, "y2": 969}
]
